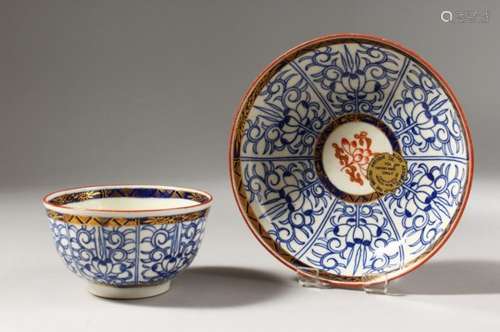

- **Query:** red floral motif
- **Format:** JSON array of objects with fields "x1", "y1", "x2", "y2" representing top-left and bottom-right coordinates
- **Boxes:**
[{"x1": 332, "y1": 131, "x2": 374, "y2": 185}]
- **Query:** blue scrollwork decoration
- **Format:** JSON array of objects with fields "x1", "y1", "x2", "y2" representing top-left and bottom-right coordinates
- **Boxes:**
[
  {"x1": 48, "y1": 216, "x2": 206, "y2": 286},
  {"x1": 236, "y1": 40, "x2": 470, "y2": 278}
]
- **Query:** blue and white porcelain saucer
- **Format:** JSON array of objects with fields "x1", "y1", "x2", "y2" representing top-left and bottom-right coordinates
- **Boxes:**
[{"x1": 229, "y1": 34, "x2": 473, "y2": 287}]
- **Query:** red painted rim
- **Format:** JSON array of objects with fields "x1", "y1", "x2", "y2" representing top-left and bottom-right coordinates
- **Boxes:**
[{"x1": 228, "y1": 33, "x2": 474, "y2": 287}]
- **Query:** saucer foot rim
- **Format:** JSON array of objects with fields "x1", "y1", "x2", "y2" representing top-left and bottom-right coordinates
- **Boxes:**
[{"x1": 87, "y1": 281, "x2": 171, "y2": 299}]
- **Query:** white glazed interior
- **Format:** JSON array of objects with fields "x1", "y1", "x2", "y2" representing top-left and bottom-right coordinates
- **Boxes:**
[
  {"x1": 66, "y1": 197, "x2": 198, "y2": 210},
  {"x1": 43, "y1": 185, "x2": 213, "y2": 218},
  {"x1": 321, "y1": 121, "x2": 394, "y2": 196}
]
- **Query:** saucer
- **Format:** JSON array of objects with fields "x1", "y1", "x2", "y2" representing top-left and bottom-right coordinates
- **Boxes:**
[{"x1": 229, "y1": 34, "x2": 473, "y2": 287}]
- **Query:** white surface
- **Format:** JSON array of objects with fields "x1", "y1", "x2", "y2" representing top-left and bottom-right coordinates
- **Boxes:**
[
  {"x1": 0, "y1": 0, "x2": 497, "y2": 330},
  {"x1": 322, "y1": 120, "x2": 393, "y2": 195},
  {"x1": 43, "y1": 185, "x2": 213, "y2": 217},
  {"x1": 1, "y1": 179, "x2": 499, "y2": 331},
  {"x1": 66, "y1": 197, "x2": 197, "y2": 210},
  {"x1": 87, "y1": 281, "x2": 171, "y2": 299}
]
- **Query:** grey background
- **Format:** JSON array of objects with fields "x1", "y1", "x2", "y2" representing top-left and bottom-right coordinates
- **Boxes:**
[
  {"x1": 1, "y1": 0, "x2": 498, "y2": 188},
  {"x1": 1, "y1": 1, "x2": 500, "y2": 331}
]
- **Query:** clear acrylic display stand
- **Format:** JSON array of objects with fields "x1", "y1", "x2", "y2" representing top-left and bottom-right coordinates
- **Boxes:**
[{"x1": 296, "y1": 266, "x2": 395, "y2": 295}]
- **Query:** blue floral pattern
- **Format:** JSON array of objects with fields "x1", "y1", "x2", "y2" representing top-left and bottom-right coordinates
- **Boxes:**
[
  {"x1": 384, "y1": 62, "x2": 466, "y2": 157},
  {"x1": 383, "y1": 161, "x2": 466, "y2": 258},
  {"x1": 296, "y1": 43, "x2": 405, "y2": 117},
  {"x1": 48, "y1": 217, "x2": 206, "y2": 286},
  {"x1": 242, "y1": 160, "x2": 334, "y2": 253},
  {"x1": 235, "y1": 40, "x2": 471, "y2": 278},
  {"x1": 242, "y1": 69, "x2": 330, "y2": 157},
  {"x1": 308, "y1": 201, "x2": 402, "y2": 275}
]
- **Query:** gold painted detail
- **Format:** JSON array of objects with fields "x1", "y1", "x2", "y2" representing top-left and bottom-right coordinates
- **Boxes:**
[
  {"x1": 49, "y1": 188, "x2": 210, "y2": 206},
  {"x1": 230, "y1": 37, "x2": 465, "y2": 285},
  {"x1": 51, "y1": 190, "x2": 108, "y2": 206},
  {"x1": 367, "y1": 152, "x2": 408, "y2": 194},
  {"x1": 46, "y1": 209, "x2": 208, "y2": 227}
]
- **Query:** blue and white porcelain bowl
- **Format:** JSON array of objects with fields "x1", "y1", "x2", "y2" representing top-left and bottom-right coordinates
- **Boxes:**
[
  {"x1": 43, "y1": 185, "x2": 213, "y2": 299},
  {"x1": 229, "y1": 34, "x2": 473, "y2": 287}
]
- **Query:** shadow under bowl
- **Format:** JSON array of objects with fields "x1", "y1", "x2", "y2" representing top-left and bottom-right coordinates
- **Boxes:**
[{"x1": 42, "y1": 184, "x2": 213, "y2": 299}]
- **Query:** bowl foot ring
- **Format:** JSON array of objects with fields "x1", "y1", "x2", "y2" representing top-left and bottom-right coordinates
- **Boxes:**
[{"x1": 87, "y1": 281, "x2": 171, "y2": 299}]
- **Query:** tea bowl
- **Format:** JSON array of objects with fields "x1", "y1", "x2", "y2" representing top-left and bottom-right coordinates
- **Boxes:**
[{"x1": 42, "y1": 185, "x2": 213, "y2": 299}]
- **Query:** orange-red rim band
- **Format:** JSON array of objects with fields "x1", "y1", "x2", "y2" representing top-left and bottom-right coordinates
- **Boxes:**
[{"x1": 228, "y1": 33, "x2": 474, "y2": 288}]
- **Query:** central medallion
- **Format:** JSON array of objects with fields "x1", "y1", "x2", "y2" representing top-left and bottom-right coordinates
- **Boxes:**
[{"x1": 315, "y1": 114, "x2": 405, "y2": 202}]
